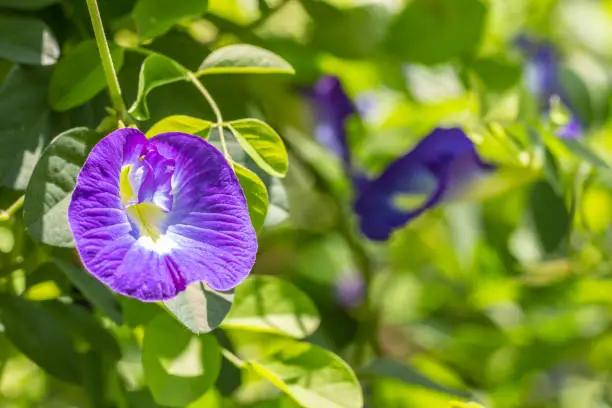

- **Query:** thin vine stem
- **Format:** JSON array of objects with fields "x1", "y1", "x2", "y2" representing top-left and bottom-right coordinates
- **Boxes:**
[
  {"x1": 85, "y1": 0, "x2": 127, "y2": 122},
  {"x1": 0, "y1": 195, "x2": 24, "y2": 221},
  {"x1": 187, "y1": 72, "x2": 231, "y2": 161}
]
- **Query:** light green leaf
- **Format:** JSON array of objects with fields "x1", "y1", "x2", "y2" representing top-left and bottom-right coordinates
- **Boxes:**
[
  {"x1": 223, "y1": 276, "x2": 319, "y2": 338},
  {"x1": 49, "y1": 40, "x2": 125, "y2": 111},
  {"x1": 0, "y1": 0, "x2": 57, "y2": 9},
  {"x1": 560, "y1": 138, "x2": 609, "y2": 169},
  {"x1": 386, "y1": 0, "x2": 486, "y2": 65},
  {"x1": 227, "y1": 119, "x2": 288, "y2": 178},
  {"x1": 361, "y1": 358, "x2": 470, "y2": 398},
  {"x1": 228, "y1": 334, "x2": 362, "y2": 408},
  {"x1": 53, "y1": 258, "x2": 123, "y2": 325},
  {"x1": 235, "y1": 163, "x2": 269, "y2": 233},
  {"x1": 0, "y1": 15, "x2": 59, "y2": 65},
  {"x1": 128, "y1": 54, "x2": 189, "y2": 121},
  {"x1": 146, "y1": 115, "x2": 214, "y2": 138},
  {"x1": 0, "y1": 294, "x2": 81, "y2": 383},
  {"x1": 143, "y1": 313, "x2": 221, "y2": 406},
  {"x1": 133, "y1": 0, "x2": 208, "y2": 41},
  {"x1": 164, "y1": 282, "x2": 234, "y2": 334},
  {"x1": 24, "y1": 127, "x2": 93, "y2": 248},
  {"x1": 0, "y1": 66, "x2": 51, "y2": 190},
  {"x1": 198, "y1": 44, "x2": 295, "y2": 75}
]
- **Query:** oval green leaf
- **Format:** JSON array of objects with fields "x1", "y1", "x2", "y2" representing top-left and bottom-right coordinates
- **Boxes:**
[
  {"x1": 164, "y1": 281, "x2": 234, "y2": 334},
  {"x1": 0, "y1": 294, "x2": 81, "y2": 383},
  {"x1": 143, "y1": 313, "x2": 221, "y2": 406},
  {"x1": 49, "y1": 40, "x2": 125, "y2": 111},
  {"x1": 227, "y1": 119, "x2": 288, "y2": 178},
  {"x1": 53, "y1": 257, "x2": 123, "y2": 325},
  {"x1": 146, "y1": 115, "x2": 214, "y2": 138},
  {"x1": 133, "y1": 0, "x2": 208, "y2": 41},
  {"x1": 222, "y1": 276, "x2": 320, "y2": 338},
  {"x1": 128, "y1": 54, "x2": 188, "y2": 121},
  {"x1": 24, "y1": 127, "x2": 94, "y2": 247},
  {"x1": 198, "y1": 44, "x2": 295, "y2": 75},
  {"x1": 0, "y1": 15, "x2": 59, "y2": 65},
  {"x1": 0, "y1": 65, "x2": 51, "y2": 190},
  {"x1": 235, "y1": 163, "x2": 269, "y2": 233}
]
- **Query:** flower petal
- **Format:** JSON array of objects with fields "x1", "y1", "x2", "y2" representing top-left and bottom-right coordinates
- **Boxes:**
[{"x1": 354, "y1": 128, "x2": 493, "y2": 241}]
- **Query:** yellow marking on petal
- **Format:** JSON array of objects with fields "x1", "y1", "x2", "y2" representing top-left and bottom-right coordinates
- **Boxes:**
[
  {"x1": 126, "y1": 202, "x2": 166, "y2": 242},
  {"x1": 120, "y1": 165, "x2": 135, "y2": 206},
  {"x1": 392, "y1": 193, "x2": 430, "y2": 211}
]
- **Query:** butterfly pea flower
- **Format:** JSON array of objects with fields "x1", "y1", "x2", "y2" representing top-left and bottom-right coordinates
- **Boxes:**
[
  {"x1": 516, "y1": 35, "x2": 583, "y2": 139},
  {"x1": 354, "y1": 128, "x2": 494, "y2": 241},
  {"x1": 68, "y1": 128, "x2": 257, "y2": 301}
]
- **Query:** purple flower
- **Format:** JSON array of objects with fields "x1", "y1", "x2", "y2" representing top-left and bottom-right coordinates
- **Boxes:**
[
  {"x1": 516, "y1": 35, "x2": 583, "y2": 139},
  {"x1": 335, "y1": 272, "x2": 365, "y2": 309},
  {"x1": 354, "y1": 128, "x2": 494, "y2": 241},
  {"x1": 68, "y1": 128, "x2": 257, "y2": 301}
]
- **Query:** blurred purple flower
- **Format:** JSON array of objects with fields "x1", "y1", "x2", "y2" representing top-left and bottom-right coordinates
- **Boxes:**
[
  {"x1": 69, "y1": 128, "x2": 257, "y2": 301},
  {"x1": 335, "y1": 272, "x2": 365, "y2": 309},
  {"x1": 516, "y1": 35, "x2": 583, "y2": 139},
  {"x1": 354, "y1": 128, "x2": 494, "y2": 241}
]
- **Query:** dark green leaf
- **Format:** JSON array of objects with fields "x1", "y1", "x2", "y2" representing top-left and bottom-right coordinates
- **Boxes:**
[
  {"x1": 223, "y1": 276, "x2": 320, "y2": 338},
  {"x1": 227, "y1": 119, "x2": 288, "y2": 178},
  {"x1": 145, "y1": 114, "x2": 213, "y2": 138},
  {"x1": 198, "y1": 44, "x2": 295, "y2": 75},
  {"x1": 49, "y1": 40, "x2": 125, "y2": 111},
  {"x1": 361, "y1": 358, "x2": 470, "y2": 398},
  {"x1": 133, "y1": 0, "x2": 208, "y2": 41},
  {"x1": 529, "y1": 180, "x2": 570, "y2": 254},
  {"x1": 0, "y1": 15, "x2": 59, "y2": 65},
  {"x1": 235, "y1": 163, "x2": 268, "y2": 233},
  {"x1": 0, "y1": 65, "x2": 51, "y2": 190},
  {"x1": 471, "y1": 57, "x2": 521, "y2": 92},
  {"x1": 0, "y1": 294, "x2": 81, "y2": 382},
  {"x1": 164, "y1": 282, "x2": 234, "y2": 334},
  {"x1": 53, "y1": 258, "x2": 123, "y2": 325},
  {"x1": 143, "y1": 313, "x2": 221, "y2": 406},
  {"x1": 386, "y1": 0, "x2": 486, "y2": 65},
  {"x1": 0, "y1": 0, "x2": 57, "y2": 9},
  {"x1": 128, "y1": 53, "x2": 188, "y2": 121},
  {"x1": 24, "y1": 127, "x2": 94, "y2": 247}
]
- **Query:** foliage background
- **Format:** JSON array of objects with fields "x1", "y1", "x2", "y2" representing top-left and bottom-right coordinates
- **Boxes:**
[{"x1": 1, "y1": 0, "x2": 612, "y2": 407}]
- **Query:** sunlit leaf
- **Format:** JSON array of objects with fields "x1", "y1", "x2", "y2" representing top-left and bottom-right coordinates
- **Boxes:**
[
  {"x1": 223, "y1": 276, "x2": 320, "y2": 338},
  {"x1": 198, "y1": 44, "x2": 295, "y2": 75},
  {"x1": 146, "y1": 115, "x2": 214, "y2": 138},
  {"x1": 164, "y1": 282, "x2": 234, "y2": 334},
  {"x1": 133, "y1": 0, "x2": 208, "y2": 41},
  {"x1": 143, "y1": 313, "x2": 221, "y2": 406},
  {"x1": 128, "y1": 53, "x2": 188, "y2": 121},
  {"x1": 0, "y1": 15, "x2": 59, "y2": 66},
  {"x1": 227, "y1": 119, "x2": 288, "y2": 178},
  {"x1": 234, "y1": 163, "x2": 268, "y2": 233},
  {"x1": 24, "y1": 127, "x2": 94, "y2": 248}
]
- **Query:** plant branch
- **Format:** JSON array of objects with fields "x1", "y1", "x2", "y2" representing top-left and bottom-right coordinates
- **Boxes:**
[
  {"x1": 85, "y1": 0, "x2": 127, "y2": 122},
  {"x1": 0, "y1": 196, "x2": 24, "y2": 222}
]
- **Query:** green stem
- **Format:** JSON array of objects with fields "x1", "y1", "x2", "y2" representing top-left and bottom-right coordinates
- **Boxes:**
[
  {"x1": 85, "y1": 0, "x2": 127, "y2": 122},
  {"x1": 187, "y1": 72, "x2": 230, "y2": 160},
  {"x1": 0, "y1": 195, "x2": 24, "y2": 222}
]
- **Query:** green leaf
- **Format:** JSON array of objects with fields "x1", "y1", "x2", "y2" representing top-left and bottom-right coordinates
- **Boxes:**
[
  {"x1": 560, "y1": 138, "x2": 609, "y2": 169},
  {"x1": 133, "y1": 0, "x2": 208, "y2": 41},
  {"x1": 0, "y1": 0, "x2": 57, "y2": 9},
  {"x1": 128, "y1": 54, "x2": 189, "y2": 121},
  {"x1": 361, "y1": 358, "x2": 470, "y2": 398},
  {"x1": 471, "y1": 57, "x2": 521, "y2": 92},
  {"x1": 164, "y1": 282, "x2": 234, "y2": 334},
  {"x1": 227, "y1": 119, "x2": 288, "y2": 178},
  {"x1": 42, "y1": 300, "x2": 121, "y2": 360},
  {"x1": 229, "y1": 334, "x2": 362, "y2": 408},
  {"x1": 223, "y1": 276, "x2": 320, "y2": 338},
  {"x1": 146, "y1": 115, "x2": 214, "y2": 138},
  {"x1": 24, "y1": 127, "x2": 93, "y2": 248},
  {"x1": 198, "y1": 44, "x2": 295, "y2": 75},
  {"x1": 386, "y1": 0, "x2": 486, "y2": 65},
  {"x1": 529, "y1": 180, "x2": 570, "y2": 254},
  {"x1": 0, "y1": 66, "x2": 51, "y2": 190},
  {"x1": 0, "y1": 294, "x2": 81, "y2": 383},
  {"x1": 143, "y1": 313, "x2": 221, "y2": 406},
  {"x1": 49, "y1": 40, "x2": 125, "y2": 111},
  {"x1": 53, "y1": 258, "x2": 123, "y2": 325},
  {"x1": 234, "y1": 163, "x2": 269, "y2": 233},
  {"x1": 0, "y1": 15, "x2": 59, "y2": 65}
]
